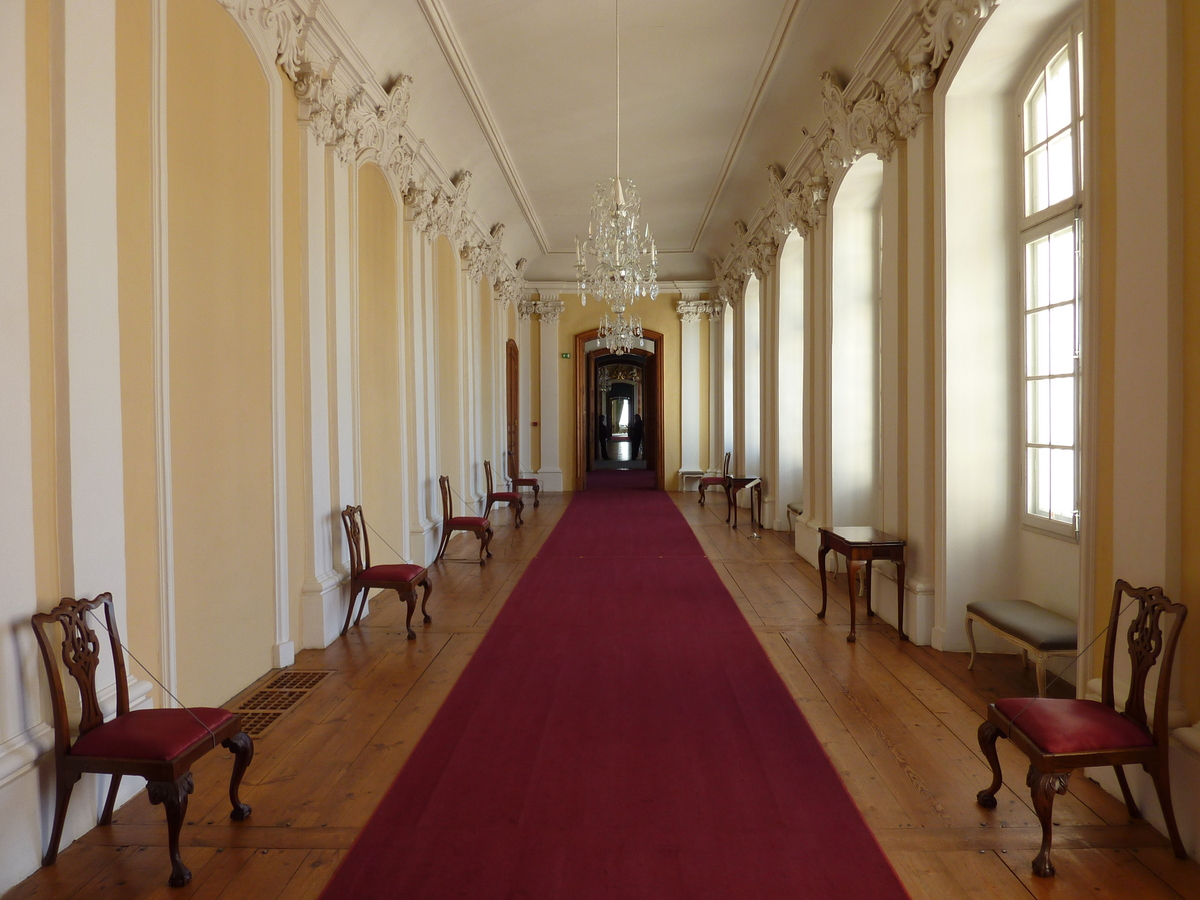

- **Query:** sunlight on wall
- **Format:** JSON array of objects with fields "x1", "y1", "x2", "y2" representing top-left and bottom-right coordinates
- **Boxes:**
[{"x1": 778, "y1": 231, "x2": 804, "y2": 515}]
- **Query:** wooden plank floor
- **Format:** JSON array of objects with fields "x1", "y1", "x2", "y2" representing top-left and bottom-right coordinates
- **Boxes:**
[{"x1": 7, "y1": 490, "x2": 1200, "y2": 899}]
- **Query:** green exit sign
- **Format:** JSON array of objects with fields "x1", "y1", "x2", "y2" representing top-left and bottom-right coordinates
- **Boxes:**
[{"x1": 561, "y1": 352, "x2": 571, "y2": 359}]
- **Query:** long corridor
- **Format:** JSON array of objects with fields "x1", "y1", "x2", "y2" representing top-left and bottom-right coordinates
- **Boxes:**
[{"x1": 7, "y1": 493, "x2": 1199, "y2": 900}]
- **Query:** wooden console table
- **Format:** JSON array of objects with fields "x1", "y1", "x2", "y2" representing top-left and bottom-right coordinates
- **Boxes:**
[
  {"x1": 725, "y1": 476, "x2": 762, "y2": 530},
  {"x1": 817, "y1": 526, "x2": 907, "y2": 643}
]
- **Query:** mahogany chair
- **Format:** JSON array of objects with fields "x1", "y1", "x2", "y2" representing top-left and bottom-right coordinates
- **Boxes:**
[
  {"x1": 484, "y1": 459, "x2": 524, "y2": 526},
  {"x1": 341, "y1": 505, "x2": 432, "y2": 639},
  {"x1": 31, "y1": 594, "x2": 253, "y2": 888},
  {"x1": 976, "y1": 580, "x2": 1188, "y2": 877},
  {"x1": 436, "y1": 475, "x2": 493, "y2": 564},
  {"x1": 507, "y1": 450, "x2": 540, "y2": 507},
  {"x1": 698, "y1": 452, "x2": 731, "y2": 507}
]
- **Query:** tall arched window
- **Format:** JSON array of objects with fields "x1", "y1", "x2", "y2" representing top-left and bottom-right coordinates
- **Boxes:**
[
  {"x1": 743, "y1": 275, "x2": 762, "y2": 475},
  {"x1": 1021, "y1": 22, "x2": 1083, "y2": 535},
  {"x1": 777, "y1": 230, "x2": 804, "y2": 519}
]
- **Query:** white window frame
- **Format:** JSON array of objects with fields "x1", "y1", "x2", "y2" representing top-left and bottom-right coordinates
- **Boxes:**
[{"x1": 1018, "y1": 20, "x2": 1084, "y2": 540}]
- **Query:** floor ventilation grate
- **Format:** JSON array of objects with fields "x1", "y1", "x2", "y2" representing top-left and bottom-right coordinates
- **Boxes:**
[{"x1": 234, "y1": 670, "x2": 333, "y2": 737}]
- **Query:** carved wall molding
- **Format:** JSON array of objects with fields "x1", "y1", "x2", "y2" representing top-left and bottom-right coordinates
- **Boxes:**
[
  {"x1": 217, "y1": 0, "x2": 526, "y2": 296},
  {"x1": 715, "y1": 0, "x2": 995, "y2": 289}
]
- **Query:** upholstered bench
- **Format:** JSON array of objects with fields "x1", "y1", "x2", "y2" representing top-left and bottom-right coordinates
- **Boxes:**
[{"x1": 966, "y1": 599, "x2": 1077, "y2": 697}]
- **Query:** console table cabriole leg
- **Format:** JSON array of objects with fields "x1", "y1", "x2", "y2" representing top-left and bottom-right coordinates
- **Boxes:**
[
  {"x1": 817, "y1": 543, "x2": 830, "y2": 619},
  {"x1": 846, "y1": 558, "x2": 858, "y2": 642}
]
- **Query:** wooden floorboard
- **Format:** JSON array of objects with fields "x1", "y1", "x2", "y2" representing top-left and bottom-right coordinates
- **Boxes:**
[{"x1": 6, "y1": 490, "x2": 1198, "y2": 899}]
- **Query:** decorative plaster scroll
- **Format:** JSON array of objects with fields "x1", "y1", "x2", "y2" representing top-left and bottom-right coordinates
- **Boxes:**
[
  {"x1": 820, "y1": 72, "x2": 898, "y2": 169},
  {"x1": 219, "y1": 0, "x2": 526, "y2": 296},
  {"x1": 705, "y1": 299, "x2": 727, "y2": 321},
  {"x1": 911, "y1": 0, "x2": 1000, "y2": 92},
  {"x1": 494, "y1": 257, "x2": 528, "y2": 311},
  {"x1": 516, "y1": 297, "x2": 536, "y2": 321},
  {"x1": 676, "y1": 300, "x2": 706, "y2": 324},
  {"x1": 219, "y1": 0, "x2": 304, "y2": 81}
]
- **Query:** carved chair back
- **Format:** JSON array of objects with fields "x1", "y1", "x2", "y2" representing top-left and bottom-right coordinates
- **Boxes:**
[
  {"x1": 439, "y1": 476, "x2": 454, "y2": 521},
  {"x1": 484, "y1": 460, "x2": 498, "y2": 496},
  {"x1": 31, "y1": 594, "x2": 131, "y2": 758},
  {"x1": 1101, "y1": 580, "x2": 1188, "y2": 746},
  {"x1": 721, "y1": 451, "x2": 731, "y2": 478},
  {"x1": 506, "y1": 450, "x2": 519, "y2": 481},
  {"x1": 341, "y1": 505, "x2": 370, "y2": 579}
]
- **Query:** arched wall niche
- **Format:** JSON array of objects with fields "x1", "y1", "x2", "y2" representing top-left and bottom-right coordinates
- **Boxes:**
[
  {"x1": 434, "y1": 232, "x2": 468, "y2": 503},
  {"x1": 777, "y1": 230, "x2": 805, "y2": 521},
  {"x1": 829, "y1": 154, "x2": 884, "y2": 528},
  {"x1": 355, "y1": 161, "x2": 408, "y2": 582},
  {"x1": 742, "y1": 275, "x2": 762, "y2": 476},
  {"x1": 935, "y1": 0, "x2": 1083, "y2": 656}
]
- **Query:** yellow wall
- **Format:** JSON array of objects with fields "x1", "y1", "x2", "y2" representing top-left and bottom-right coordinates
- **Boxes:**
[
  {"x1": 357, "y1": 163, "x2": 407, "y2": 566},
  {"x1": 549, "y1": 293, "x2": 688, "y2": 491},
  {"x1": 167, "y1": 0, "x2": 275, "y2": 707},
  {"x1": 25, "y1": 0, "x2": 59, "y2": 609},
  {"x1": 1179, "y1": 0, "x2": 1200, "y2": 719},
  {"x1": 115, "y1": 0, "x2": 162, "y2": 694}
]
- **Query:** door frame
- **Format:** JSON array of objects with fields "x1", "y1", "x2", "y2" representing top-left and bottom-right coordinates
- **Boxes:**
[{"x1": 573, "y1": 329, "x2": 665, "y2": 490}]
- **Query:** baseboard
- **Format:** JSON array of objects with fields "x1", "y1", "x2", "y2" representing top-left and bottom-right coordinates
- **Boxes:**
[
  {"x1": 412, "y1": 520, "x2": 441, "y2": 568},
  {"x1": 301, "y1": 568, "x2": 346, "y2": 649},
  {"x1": 536, "y1": 467, "x2": 564, "y2": 492}
]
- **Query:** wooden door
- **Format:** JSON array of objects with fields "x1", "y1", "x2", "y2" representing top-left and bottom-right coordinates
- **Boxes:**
[{"x1": 506, "y1": 339, "x2": 519, "y2": 476}]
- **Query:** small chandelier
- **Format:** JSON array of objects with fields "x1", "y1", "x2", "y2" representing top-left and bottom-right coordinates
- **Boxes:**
[
  {"x1": 575, "y1": 0, "x2": 658, "y2": 351},
  {"x1": 598, "y1": 311, "x2": 643, "y2": 356}
]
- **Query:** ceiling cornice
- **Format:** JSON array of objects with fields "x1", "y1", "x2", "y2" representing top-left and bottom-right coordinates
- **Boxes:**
[
  {"x1": 686, "y1": 0, "x2": 810, "y2": 253},
  {"x1": 415, "y1": 0, "x2": 551, "y2": 253}
]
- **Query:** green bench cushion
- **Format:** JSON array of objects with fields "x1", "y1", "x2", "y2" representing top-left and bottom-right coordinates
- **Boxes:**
[{"x1": 967, "y1": 599, "x2": 1077, "y2": 652}]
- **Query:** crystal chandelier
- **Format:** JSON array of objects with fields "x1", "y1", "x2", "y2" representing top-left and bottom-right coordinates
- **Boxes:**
[{"x1": 574, "y1": 0, "x2": 658, "y2": 354}]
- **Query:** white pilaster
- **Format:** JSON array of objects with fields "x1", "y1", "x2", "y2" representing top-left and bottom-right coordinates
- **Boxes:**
[
  {"x1": 516, "y1": 299, "x2": 534, "y2": 480},
  {"x1": 298, "y1": 127, "x2": 344, "y2": 648},
  {"x1": 798, "y1": 204, "x2": 832, "y2": 565},
  {"x1": 759, "y1": 265, "x2": 780, "y2": 529},
  {"x1": 535, "y1": 294, "x2": 565, "y2": 492},
  {"x1": 707, "y1": 301, "x2": 726, "y2": 476},
  {"x1": 677, "y1": 294, "x2": 705, "y2": 489},
  {"x1": 404, "y1": 222, "x2": 441, "y2": 565}
]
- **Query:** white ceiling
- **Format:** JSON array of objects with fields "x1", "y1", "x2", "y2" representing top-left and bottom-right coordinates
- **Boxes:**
[{"x1": 326, "y1": 0, "x2": 898, "y2": 282}]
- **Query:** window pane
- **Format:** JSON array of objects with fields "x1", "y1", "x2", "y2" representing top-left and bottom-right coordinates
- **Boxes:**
[
  {"x1": 1047, "y1": 130, "x2": 1074, "y2": 205},
  {"x1": 1026, "y1": 234, "x2": 1052, "y2": 309},
  {"x1": 1025, "y1": 147, "x2": 1048, "y2": 215},
  {"x1": 1050, "y1": 448, "x2": 1075, "y2": 522},
  {"x1": 1027, "y1": 309, "x2": 1049, "y2": 376},
  {"x1": 1048, "y1": 225, "x2": 1076, "y2": 306},
  {"x1": 1046, "y1": 47, "x2": 1071, "y2": 135},
  {"x1": 1050, "y1": 376, "x2": 1075, "y2": 446},
  {"x1": 1028, "y1": 447, "x2": 1051, "y2": 517},
  {"x1": 1049, "y1": 303, "x2": 1076, "y2": 375},
  {"x1": 1025, "y1": 75, "x2": 1047, "y2": 149},
  {"x1": 1027, "y1": 378, "x2": 1050, "y2": 443},
  {"x1": 1076, "y1": 32, "x2": 1085, "y2": 112}
]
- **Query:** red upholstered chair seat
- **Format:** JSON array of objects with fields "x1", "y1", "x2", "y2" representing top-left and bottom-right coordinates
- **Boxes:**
[
  {"x1": 448, "y1": 516, "x2": 490, "y2": 529},
  {"x1": 70, "y1": 708, "x2": 235, "y2": 761},
  {"x1": 994, "y1": 697, "x2": 1154, "y2": 755},
  {"x1": 491, "y1": 491, "x2": 521, "y2": 503},
  {"x1": 361, "y1": 563, "x2": 425, "y2": 582},
  {"x1": 699, "y1": 476, "x2": 725, "y2": 485}
]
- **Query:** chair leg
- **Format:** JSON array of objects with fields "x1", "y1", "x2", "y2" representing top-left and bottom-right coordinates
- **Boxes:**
[
  {"x1": 42, "y1": 771, "x2": 79, "y2": 866},
  {"x1": 532, "y1": 484, "x2": 540, "y2": 507},
  {"x1": 1034, "y1": 656, "x2": 1048, "y2": 698},
  {"x1": 1027, "y1": 765, "x2": 1070, "y2": 877},
  {"x1": 478, "y1": 526, "x2": 493, "y2": 564},
  {"x1": 514, "y1": 498, "x2": 524, "y2": 527},
  {"x1": 435, "y1": 526, "x2": 451, "y2": 563},
  {"x1": 147, "y1": 772, "x2": 194, "y2": 887},
  {"x1": 340, "y1": 585, "x2": 361, "y2": 636},
  {"x1": 420, "y1": 578, "x2": 433, "y2": 623},
  {"x1": 1149, "y1": 761, "x2": 1187, "y2": 859},
  {"x1": 99, "y1": 774, "x2": 122, "y2": 826},
  {"x1": 353, "y1": 587, "x2": 371, "y2": 626},
  {"x1": 698, "y1": 485, "x2": 705, "y2": 506},
  {"x1": 1113, "y1": 764, "x2": 1141, "y2": 818},
  {"x1": 975, "y1": 721, "x2": 1005, "y2": 808},
  {"x1": 966, "y1": 617, "x2": 978, "y2": 671},
  {"x1": 221, "y1": 732, "x2": 254, "y2": 820},
  {"x1": 403, "y1": 588, "x2": 416, "y2": 639}
]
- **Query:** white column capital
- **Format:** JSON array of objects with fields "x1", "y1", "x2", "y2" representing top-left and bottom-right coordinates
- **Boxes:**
[
  {"x1": 533, "y1": 298, "x2": 566, "y2": 324},
  {"x1": 676, "y1": 298, "x2": 706, "y2": 324}
]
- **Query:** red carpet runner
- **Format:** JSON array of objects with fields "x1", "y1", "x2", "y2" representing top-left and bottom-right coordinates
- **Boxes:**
[{"x1": 320, "y1": 487, "x2": 909, "y2": 899}]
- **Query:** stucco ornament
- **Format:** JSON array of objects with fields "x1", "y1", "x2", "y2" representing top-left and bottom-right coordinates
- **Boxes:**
[
  {"x1": 911, "y1": 0, "x2": 1001, "y2": 92},
  {"x1": 220, "y1": 0, "x2": 304, "y2": 80},
  {"x1": 821, "y1": 72, "x2": 897, "y2": 168}
]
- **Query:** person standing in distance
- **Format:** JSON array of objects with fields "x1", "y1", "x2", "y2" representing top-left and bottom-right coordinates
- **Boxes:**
[
  {"x1": 629, "y1": 413, "x2": 644, "y2": 461},
  {"x1": 597, "y1": 414, "x2": 611, "y2": 460}
]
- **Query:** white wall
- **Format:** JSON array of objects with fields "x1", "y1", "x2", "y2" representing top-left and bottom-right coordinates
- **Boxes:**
[
  {"x1": 777, "y1": 232, "x2": 805, "y2": 523},
  {"x1": 830, "y1": 157, "x2": 883, "y2": 526},
  {"x1": 742, "y1": 276, "x2": 762, "y2": 476}
]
